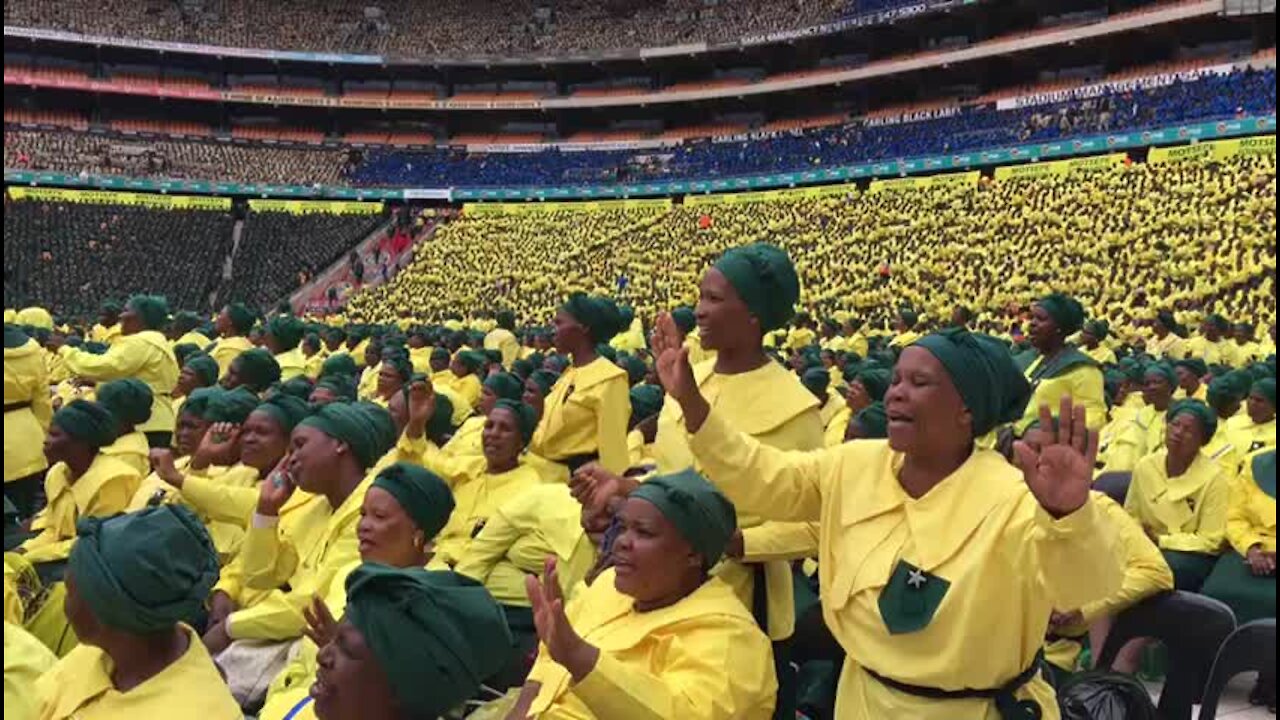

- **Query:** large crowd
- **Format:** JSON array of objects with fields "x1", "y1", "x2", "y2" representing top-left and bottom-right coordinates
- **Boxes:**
[
  {"x1": 2, "y1": 141, "x2": 1276, "y2": 716},
  {"x1": 3, "y1": 131, "x2": 350, "y2": 187},
  {"x1": 3, "y1": 201, "x2": 387, "y2": 318},
  {"x1": 4, "y1": 0, "x2": 853, "y2": 57}
]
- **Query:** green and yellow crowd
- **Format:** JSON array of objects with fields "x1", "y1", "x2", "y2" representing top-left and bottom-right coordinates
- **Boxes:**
[{"x1": 1, "y1": 150, "x2": 1276, "y2": 720}]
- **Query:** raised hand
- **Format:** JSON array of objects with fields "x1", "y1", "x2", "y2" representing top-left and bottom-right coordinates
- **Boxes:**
[
  {"x1": 255, "y1": 455, "x2": 295, "y2": 517},
  {"x1": 1013, "y1": 397, "x2": 1098, "y2": 518},
  {"x1": 302, "y1": 594, "x2": 339, "y2": 648},
  {"x1": 525, "y1": 557, "x2": 598, "y2": 681},
  {"x1": 405, "y1": 378, "x2": 436, "y2": 440},
  {"x1": 193, "y1": 422, "x2": 241, "y2": 470},
  {"x1": 650, "y1": 312, "x2": 697, "y2": 405},
  {"x1": 569, "y1": 462, "x2": 636, "y2": 512},
  {"x1": 149, "y1": 448, "x2": 184, "y2": 488}
]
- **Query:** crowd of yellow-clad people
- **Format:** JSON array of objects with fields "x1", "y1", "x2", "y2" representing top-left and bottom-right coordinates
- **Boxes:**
[{"x1": 1, "y1": 150, "x2": 1276, "y2": 720}]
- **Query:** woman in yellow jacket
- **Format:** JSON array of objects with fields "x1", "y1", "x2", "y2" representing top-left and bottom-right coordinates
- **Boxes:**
[
  {"x1": 1016, "y1": 294, "x2": 1106, "y2": 435},
  {"x1": 265, "y1": 315, "x2": 308, "y2": 382},
  {"x1": 1078, "y1": 320, "x2": 1117, "y2": 366},
  {"x1": 1044, "y1": 492, "x2": 1173, "y2": 676},
  {"x1": 208, "y1": 303, "x2": 256, "y2": 378},
  {"x1": 5, "y1": 621, "x2": 56, "y2": 720},
  {"x1": 1173, "y1": 358, "x2": 1209, "y2": 402},
  {"x1": 651, "y1": 320, "x2": 1122, "y2": 720},
  {"x1": 506, "y1": 470, "x2": 777, "y2": 720},
  {"x1": 257, "y1": 462, "x2": 456, "y2": 720},
  {"x1": 35, "y1": 505, "x2": 240, "y2": 720},
  {"x1": 1226, "y1": 378, "x2": 1276, "y2": 456},
  {"x1": 17, "y1": 401, "x2": 140, "y2": 569},
  {"x1": 94, "y1": 379, "x2": 153, "y2": 477},
  {"x1": 529, "y1": 293, "x2": 630, "y2": 475},
  {"x1": 1097, "y1": 362, "x2": 1177, "y2": 475},
  {"x1": 1148, "y1": 311, "x2": 1187, "y2": 361},
  {"x1": 1124, "y1": 399, "x2": 1230, "y2": 591},
  {"x1": 4, "y1": 325, "x2": 52, "y2": 519},
  {"x1": 443, "y1": 372, "x2": 524, "y2": 457},
  {"x1": 1201, "y1": 448, "x2": 1275, "y2": 624},
  {"x1": 55, "y1": 295, "x2": 179, "y2": 449}
]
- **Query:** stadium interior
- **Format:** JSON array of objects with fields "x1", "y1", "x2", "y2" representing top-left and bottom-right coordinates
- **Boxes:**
[{"x1": 2, "y1": 0, "x2": 1277, "y2": 718}]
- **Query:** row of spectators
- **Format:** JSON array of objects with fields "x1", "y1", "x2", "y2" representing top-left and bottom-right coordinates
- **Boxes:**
[
  {"x1": 4, "y1": 0, "x2": 849, "y2": 57},
  {"x1": 4, "y1": 69, "x2": 1273, "y2": 190},
  {"x1": 346, "y1": 153, "x2": 1277, "y2": 335},
  {"x1": 3, "y1": 203, "x2": 385, "y2": 317},
  {"x1": 3, "y1": 131, "x2": 349, "y2": 186}
]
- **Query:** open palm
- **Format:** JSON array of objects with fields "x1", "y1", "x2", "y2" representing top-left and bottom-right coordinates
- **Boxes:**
[
  {"x1": 650, "y1": 312, "x2": 697, "y2": 404},
  {"x1": 1012, "y1": 397, "x2": 1098, "y2": 518}
]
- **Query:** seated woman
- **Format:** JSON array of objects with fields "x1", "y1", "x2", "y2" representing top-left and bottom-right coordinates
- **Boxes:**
[
  {"x1": 257, "y1": 462, "x2": 456, "y2": 720},
  {"x1": 1078, "y1": 320, "x2": 1117, "y2": 366},
  {"x1": 1015, "y1": 294, "x2": 1106, "y2": 435},
  {"x1": 444, "y1": 372, "x2": 524, "y2": 457},
  {"x1": 626, "y1": 384, "x2": 664, "y2": 468},
  {"x1": 529, "y1": 293, "x2": 630, "y2": 475},
  {"x1": 422, "y1": 397, "x2": 545, "y2": 569},
  {"x1": 302, "y1": 333, "x2": 326, "y2": 380},
  {"x1": 276, "y1": 564, "x2": 513, "y2": 720},
  {"x1": 35, "y1": 505, "x2": 239, "y2": 719},
  {"x1": 265, "y1": 316, "x2": 307, "y2": 382},
  {"x1": 208, "y1": 303, "x2": 257, "y2": 378},
  {"x1": 1097, "y1": 362, "x2": 1177, "y2": 474},
  {"x1": 126, "y1": 386, "x2": 219, "y2": 511},
  {"x1": 174, "y1": 352, "x2": 220, "y2": 405},
  {"x1": 446, "y1": 350, "x2": 487, "y2": 409},
  {"x1": 373, "y1": 348, "x2": 412, "y2": 408},
  {"x1": 504, "y1": 470, "x2": 777, "y2": 719},
  {"x1": 1203, "y1": 371, "x2": 1253, "y2": 478},
  {"x1": 95, "y1": 378, "x2": 154, "y2": 477},
  {"x1": 1044, "y1": 490, "x2": 1173, "y2": 677},
  {"x1": 1225, "y1": 378, "x2": 1276, "y2": 456},
  {"x1": 1202, "y1": 448, "x2": 1276, "y2": 623},
  {"x1": 221, "y1": 348, "x2": 282, "y2": 395},
  {"x1": 17, "y1": 401, "x2": 139, "y2": 569},
  {"x1": 840, "y1": 367, "x2": 890, "y2": 443},
  {"x1": 803, "y1": 367, "x2": 848, "y2": 449},
  {"x1": 456, "y1": 480, "x2": 594, "y2": 690},
  {"x1": 1173, "y1": 358, "x2": 1208, "y2": 402},
  {"x1": 1125, "y1": 399, "x2": 1230, "y2": 591}
]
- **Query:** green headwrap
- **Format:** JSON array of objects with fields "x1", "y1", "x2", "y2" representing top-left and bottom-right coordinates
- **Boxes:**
[
  {"x1": 712, "y1": 243, "x2": 800, "y2": 333},
  {"x1": 180, "y1": 387, "x2": 220, "y2": 419},
  {"x1": 1155, "y1": 310, "x2": 1186, "y2": 338},
  {"x1": 1036, "y1": 293, "x2": 1085, "y2": 336},
  {"x1": 171, "y1": 311, "x2": 201, "y2": 333},
  {"x1": 183, "y1": 354, "x2": 220, "y2": 388},
  {"x1": 173, "y1": 343, "x2": 202, "y2": 367},
  {"x1": 527, "y1": 370, "x2": 560, "y2": 397},
  {"x1": 1144, "y1": 362, "x2": 1177, "y2": 388},
  {"x1": 562, "y1": 293, "x2": 626, "y2": 344},
  {"x1": 1205, "y1": 313, "x2": 1230, "y2": 332},
  {"x1": 380, "y1": 347, "x2": 413, "y2": 382},
  {"x1": 617, "y1": 353, "x2": 647, "y2": 386},
  {"x1": 371, "y1": 463, "x2": 455, "y2": 539},
  {"x1": 427, "y1": 392, "x2": 455, "y2": 441},
  {"x1": 314, "y1": 374, "x2": 358, "y2": 402},
  {"x1": 629, "y1": 469, "x2": 737, "y2": 569},
  {"x1": 1167, "y1": 399, "x2": 1218, "y2": 443},
  {"x1": 1207, "y1": 371, "x2": 1253, "y2": 408},
  {"x1": 914, "y1": 328, "x2": 1032, "y2": 438},
  {"x1": 430, "y1": 346, "x2": 451, "y2": 363},
  {"x1": 483, "y1": 372, "x2": 524, "y2": 402},
  {"x1": 455, "y1": 350, "x2": 486, "y2": 374},
  {"x1": 853, "y1": 402, "x2": 889, "y2": 439},
  {"x1": 1233, "y1": 322, "x2": 1254, "y2": 338},
  {"x1": 491, "y1": 399, "x2": 537, "y2": 444},
  {"x1": 298, "y1": 403, "x2": 387, "y2": 470},
  {"x1": 253, "y1": 394, "x2": 312, "y2": 434},
  {"x1": 595, "y1": 343, "x2": 618, "y2": 364},
  {"x1": 1252, "y1": 378, "x2": 1277, "y2": 408},
  {"x1": 483, "y1": 349, "x2": 503, "y2": 367},
  {"x1": 266, "y1": 315, "x2": 306, "y2": 351},
  {"x1": 629, "y1": 384, "x2": 665, "y2": 425},
  {"x1": 357, "y1": 402, "x2": 398, "y2": 460},
  {"x1": 96, "y1": 378, "x2": 153, "y2": 429},
  {"x1": 272, "y1": 376, "x2": 315, "y2": 401},
  {"x1": 853, "y1": 368, "x2": 892, "y2": 402},
  {"x1": 126, "y1": 295, "x2": 170, "y2": 331},
  {"x1": 4, "y1": 324, "x2": 29, "y2": 349},
  {"x1": 52, "y1": 400, "x2": 119, "y2": 448},
  {"x1": 68, "y1": 505, "x2": 218, "y2": 634},
  {"x1": 1083, "y1": 320, "x2": 1110, "y2": 341},
  {"x1": 225, "y1": 303, "x2": 256, "y2": 334},
  {"x1": 898, "y1": 307, "x2": 920, "y2": 329},
  {"x1": 618, "y1": 305, "x2": 635, "y2": 328},
  {"x1": 100, "y1": 300, "x2": 122, "y2": 315},
  {"x1": 1119, "y1": 357, "x2": 1145, "y2": 383},
  {"x1": 343, "y1": 564, "x2": 513, "y2": 717},
  {"x1": 1174, "y1": 358, "x2": 1208, "y2": 380},
  {"x1": 234, "y1": 348, "x2": 282, "y2": 392},
  {"x1": 205, "y1": 386, "x2": 260, "y2": 424},
  {"x1": 801, "y1": 367, "x2": 830, "y2": 396},
  {"x1": 320, "y1": 353, "x2": 359, "y2": 380},
  {"x1": 671, "y1": 306, "x2": 697, "y2": 335}
]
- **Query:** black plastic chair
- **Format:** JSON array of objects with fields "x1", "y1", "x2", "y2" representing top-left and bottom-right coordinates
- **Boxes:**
[
  {"x1": 1095, "y1": 591, "x2": 1236, "y2": 720},
  {"x1": 1093, "y1": 471, "x2": 1132, "y2": 506},
  {"x1": 1198, "y1": 619, "x2": 1276, "y2": 720}
]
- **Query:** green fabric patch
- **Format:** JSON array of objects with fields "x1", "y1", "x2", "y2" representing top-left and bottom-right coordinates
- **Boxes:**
[{"x1": 878, "y1": 559, "x2": 950, "y2": 635}]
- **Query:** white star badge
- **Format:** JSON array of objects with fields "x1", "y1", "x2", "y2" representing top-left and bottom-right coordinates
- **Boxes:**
[{"x1": 907, "y1": 569, "x2": 927, "y2": 589}]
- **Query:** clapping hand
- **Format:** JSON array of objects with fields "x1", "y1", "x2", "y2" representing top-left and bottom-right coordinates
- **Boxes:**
[
  {"x1": 525, "y1": 557, "x2": 598, "y2": 681},
  {"x1": 651, "y1": 312, "x2": 709, "y2": 432}
]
